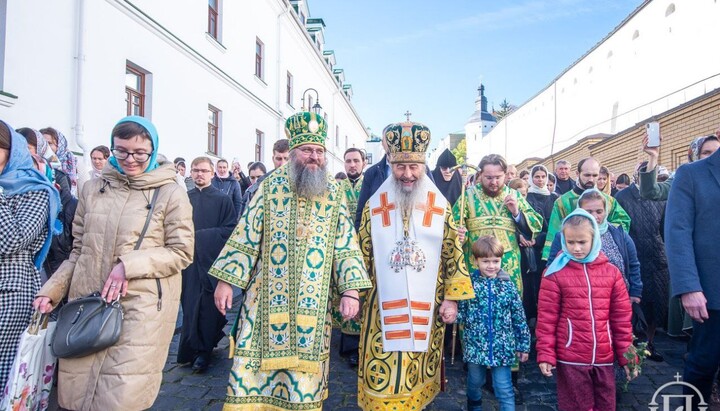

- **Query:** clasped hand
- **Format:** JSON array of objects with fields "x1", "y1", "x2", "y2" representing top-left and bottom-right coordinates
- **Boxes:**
[{"x1": 439, "y1": 300, "x2": 457, "y2": 324}]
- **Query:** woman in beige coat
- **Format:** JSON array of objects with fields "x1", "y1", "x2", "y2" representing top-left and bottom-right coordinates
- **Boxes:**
[{"x1": 34, "y1": 116, "x2": 194, "y2": 411}]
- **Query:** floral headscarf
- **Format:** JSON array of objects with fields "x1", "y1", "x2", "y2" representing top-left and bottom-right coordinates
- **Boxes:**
[
  {"x1": 53, "y1": 130, "x2": 78, "y2": 195},
  {"x1": 688, "y1": 135, "x2": 719, "y2": 163}
]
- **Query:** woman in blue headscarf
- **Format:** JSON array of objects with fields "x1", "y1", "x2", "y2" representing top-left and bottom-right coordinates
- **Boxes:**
[
  {"x1": 34, "y1": 116, "x2": 194, "y2": 411},
  {"x1": 0, "y1": 120, "x2": 60, "y2": 396}
]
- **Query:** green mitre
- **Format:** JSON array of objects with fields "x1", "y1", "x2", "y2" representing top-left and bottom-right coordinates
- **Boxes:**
[{"x1": 285, "y1": 111, "x2": 328, "y2": 149}]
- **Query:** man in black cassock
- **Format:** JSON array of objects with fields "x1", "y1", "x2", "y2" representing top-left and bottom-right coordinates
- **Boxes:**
[{"x1": 178, "y1": 156, "x2": 238, "y2": 372}]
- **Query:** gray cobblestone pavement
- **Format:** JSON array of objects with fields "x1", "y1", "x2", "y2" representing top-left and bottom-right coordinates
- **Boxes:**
[
  {"x1": 48, "y1": 304, "x2": 715, "y2": 410},
  {"x1": 147, "y1": 306, "x2": 713, "y2": 411}
]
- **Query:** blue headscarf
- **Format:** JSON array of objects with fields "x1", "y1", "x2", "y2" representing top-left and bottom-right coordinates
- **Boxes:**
[
  {"x1": 577, "y1": 188, "x2": 609, "y2": 234},
  {"x1": 0, "y1": 121, "x2": 62, "y2": 269},
  {"x1": 544, "y1": 208, "x2": 602, "y2": 277},
  {"x1": 108, "y1": 116, "x2": 160, "y2": 174}
]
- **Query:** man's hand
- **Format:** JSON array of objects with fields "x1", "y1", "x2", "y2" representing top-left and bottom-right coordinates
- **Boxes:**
[
  {"x1": 630, "y1": 296, "x2": 641, "y2": 304},
  {"x1": 504, "y1": 195, "x2": 519, "y2": 217},
  {"x1": 439, "y1": 300, "x2": 458, "y2": 324},
  {"x1": 681, "y1": 291, "x2": 709, "y2": 323},
  {"x1": 517, "y1": 352, "x2": 529, "y2": 363},
  {"x1": 642, "y1": 134, "x2": 660, "y2": 171},
  {"x1": 538, "y1": 362, "x2": 554, "y2": 377},
  {"x1": 32, "y1": 297, "x2": 54, "y2": 314},
  {"x1": 519, "y1": 236, "x2": 535, "y2": 248},
  {"x1": 340, "y1": 290, "x2": 360, "y2": 320},
  {"x1": 457, "y1": 226, "x2": 467, "y2": 244},
  {"x1": 101, "y1": 262, "x2": 129, "y2": 302},
  {"x1": 214, "y1": 281, "x2": 234, "y2": 315}
]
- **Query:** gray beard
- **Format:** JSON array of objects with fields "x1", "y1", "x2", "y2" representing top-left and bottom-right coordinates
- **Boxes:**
[
  {"x1": 391, "y1": 173, "x2": 425, "y2": 214},
  {"x1": 288, "y1": 157, "x2": 328, "y2": 199}
]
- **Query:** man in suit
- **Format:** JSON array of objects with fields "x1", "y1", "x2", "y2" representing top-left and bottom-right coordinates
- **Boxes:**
[{"x1": 665, "y1": 147, "x2": 720, "y2": 407}]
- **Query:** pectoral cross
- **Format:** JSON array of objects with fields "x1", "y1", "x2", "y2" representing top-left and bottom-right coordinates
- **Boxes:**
[
  {"x1": 372, "y1": 192, "x2": 396, "y2": 227},
  {"x1": 404, "y1": 110, "x2": 412, "y2": 121},
  {"x1": 415, "y1": 192, "x2": 444, "y2": 227}
]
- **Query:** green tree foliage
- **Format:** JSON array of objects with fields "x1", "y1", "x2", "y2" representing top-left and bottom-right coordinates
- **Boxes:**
[
  {"x1": 494, "y1": 99, "x2": 515, "y2": 121},
  {"x1": 452, "y1": 139, "x2": 467, "y2": 164}
]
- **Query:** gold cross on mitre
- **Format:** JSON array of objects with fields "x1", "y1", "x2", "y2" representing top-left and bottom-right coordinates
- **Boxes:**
[{"x1": 404, "y1": 110, "x2": 412, "y2": 121}]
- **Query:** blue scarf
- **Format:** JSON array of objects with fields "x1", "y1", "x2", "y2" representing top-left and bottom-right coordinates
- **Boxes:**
[
  {"x1": 544, "y1": 208, "x2": 602, "y2": 276},
  {"x1": 108, "y1": 116, "x2": 160, "y2": 174},
  {"x1": 577, "y1": 188, "x2": 609, "y2": 234},
  {"x1": 0, "y1": 121, "x2": 62, "y2": 269}
]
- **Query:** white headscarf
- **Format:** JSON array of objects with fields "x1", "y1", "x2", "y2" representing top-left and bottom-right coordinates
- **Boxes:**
[{"x1": 528, "y1": 164, "x2": 551, "y2": 195}]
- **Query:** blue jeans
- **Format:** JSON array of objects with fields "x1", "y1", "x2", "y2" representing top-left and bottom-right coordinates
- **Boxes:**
[{"x1": 466, "y1": 363, "x2": 514, "y2": 411}]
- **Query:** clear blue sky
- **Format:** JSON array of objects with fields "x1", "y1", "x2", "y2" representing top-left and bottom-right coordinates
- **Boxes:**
[{"x1": 310, "y1": 0, "x2": 643, "y2": 147}]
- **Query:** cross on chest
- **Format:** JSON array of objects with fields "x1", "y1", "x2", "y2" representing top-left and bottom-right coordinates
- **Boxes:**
[
  {"x1": 372, "y1": 192, "x2": 396, "y2": 227},
  {"x1": 415, "y1": 192, "x2": 444, "y2": 227}
]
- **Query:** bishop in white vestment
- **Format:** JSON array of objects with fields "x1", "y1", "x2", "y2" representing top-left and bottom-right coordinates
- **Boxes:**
[{"x1": 356, "y1": 121, "x2": 475, "y2": 411}]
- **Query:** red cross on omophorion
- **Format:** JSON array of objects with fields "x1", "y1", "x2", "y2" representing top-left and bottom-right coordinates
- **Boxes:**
[
  {"x1": 372, "y1": 192, "x2": 396, "y2": 227},
  {"x1": 415, "y1": 192, "x2": 444, "y2": 227}
]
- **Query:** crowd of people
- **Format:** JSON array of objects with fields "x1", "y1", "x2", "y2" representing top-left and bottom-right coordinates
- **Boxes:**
[{"x1": 0, "y1": 112, "x2": 719, "y2": 411}]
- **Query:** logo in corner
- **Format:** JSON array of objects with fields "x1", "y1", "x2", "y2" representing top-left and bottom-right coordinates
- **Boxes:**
[{"x1": 649, "y1": 373, "x2": 708, "y2": 411}]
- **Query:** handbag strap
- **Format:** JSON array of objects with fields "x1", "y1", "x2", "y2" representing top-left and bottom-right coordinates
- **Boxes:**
[{"x1": 135, "y1": 188, "x2": 161, "y2": 250}]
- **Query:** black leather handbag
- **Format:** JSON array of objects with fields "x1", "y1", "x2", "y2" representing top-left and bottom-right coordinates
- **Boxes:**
[{"x1": 51, "y1": 188, "x2": 160, "y2": 358}]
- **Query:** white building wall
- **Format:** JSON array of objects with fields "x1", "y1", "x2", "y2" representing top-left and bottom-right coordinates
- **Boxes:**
[
  {"x1": 0, "y1": 0, "x2": 368, "y2": 183},
  {"x1": 478, "y1": 0, "x2": 720, "y2": 164}
]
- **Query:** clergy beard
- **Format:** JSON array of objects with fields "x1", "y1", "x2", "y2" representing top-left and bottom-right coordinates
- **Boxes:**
[
  {"x1": 482, "y1": 185, "x2": 503, "y2": 197},
  {"x1": 391, "y1": 173, "x2": 425, "y2": 213},
  {"x1": 288, "y1": 151, "x2": 329, "y2": 199}
]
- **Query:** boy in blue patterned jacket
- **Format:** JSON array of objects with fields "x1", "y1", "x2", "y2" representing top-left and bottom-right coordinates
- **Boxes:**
[{"x1": 457, "y1": 236, "x2": 531, "y2": 411}]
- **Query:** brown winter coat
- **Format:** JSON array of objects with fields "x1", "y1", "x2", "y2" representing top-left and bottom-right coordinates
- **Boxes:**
[{"x1": 38, "y1": 162, "x2": 194, "y2": 411}]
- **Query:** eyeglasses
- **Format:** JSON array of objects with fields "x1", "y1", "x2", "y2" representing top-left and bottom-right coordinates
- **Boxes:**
[
  {"x1": 112, "y1": 149, "x2": 152, "y2": 163},
  {"x1": 191, "y1": 168, "x2": 213, "y2": 174},
  {"x1": 298, "y1": 147, "x2": 325, "y2": 157}
]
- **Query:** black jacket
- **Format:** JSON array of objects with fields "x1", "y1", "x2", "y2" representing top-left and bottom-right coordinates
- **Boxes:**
[
  {"x1": 44, "y1": 169, "x2": 77, "y2": 275},
  {"x1": 211, "y1": 175, "x2": 243, "y2": 221},
  {"x1": 615, "y1": 183, "x2": 668, "y2": 310}
]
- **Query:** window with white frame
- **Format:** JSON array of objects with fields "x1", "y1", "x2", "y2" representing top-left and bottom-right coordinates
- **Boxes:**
[
  {"x1": 208, "y1": 0, "x2": 220, "y2": 40},
  {"x1": 208, "y1": 105, "x2": 221, "y2": 155},
  {"x1": 255, "y1": 38, "x2": 264, "y2": 80}
]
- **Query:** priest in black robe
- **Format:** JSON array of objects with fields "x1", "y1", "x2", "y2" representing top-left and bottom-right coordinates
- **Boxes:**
[
  {"x1": 431, "y1": 148, "x2": 463, "y2": 206},
  {"x1": 178, "y1": 156, "x2": 238, "y2": 372}
]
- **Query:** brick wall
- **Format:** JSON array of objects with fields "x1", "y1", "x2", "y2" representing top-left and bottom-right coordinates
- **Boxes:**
[{"x1": 515, "y1": 89, "x2": 720, "y2": 176}]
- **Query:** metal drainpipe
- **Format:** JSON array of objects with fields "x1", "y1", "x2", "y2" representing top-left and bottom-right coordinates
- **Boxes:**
[
  {"x1": 73, "y1": 0, "x2": 89, "y2": 185},
  {"x1": 275, "y1": 4, "x2": 290, "y2": 159}
]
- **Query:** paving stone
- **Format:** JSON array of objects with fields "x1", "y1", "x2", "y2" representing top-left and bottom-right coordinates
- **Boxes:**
[{"x1": 174, "y1": 385, "x2": 211, "y2": 399}]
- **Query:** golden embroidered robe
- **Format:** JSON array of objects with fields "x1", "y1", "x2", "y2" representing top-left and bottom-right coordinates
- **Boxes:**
[
  {"x1": 210, "y1": 166, "x2": 371, "y2": 411},
  {"x1": 356, "y1": 195, "x2": 474, "y2": 411}
]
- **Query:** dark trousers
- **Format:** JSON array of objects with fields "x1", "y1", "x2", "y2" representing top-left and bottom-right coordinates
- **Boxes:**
[
  {"x1": 685, "y1": 309, "x2": 720, "y2": 407},
  {"x1": 556, "y1": 363, "x2": 615, "y2": 411},
  {"x1": 340, "y1": 333, "x2": 359, "y2": 356}
]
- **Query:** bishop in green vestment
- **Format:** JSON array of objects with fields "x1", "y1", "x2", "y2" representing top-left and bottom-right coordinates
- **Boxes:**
[
  {"x1": 541, "y1": 157, "x2": 631, "y2": 260},
  {"x1": 211, "y1": 112, "x2": 371, "y2": 411}
]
